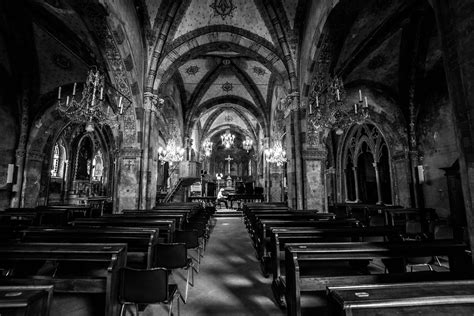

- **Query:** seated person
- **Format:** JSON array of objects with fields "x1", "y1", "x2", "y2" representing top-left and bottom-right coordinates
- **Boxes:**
[{"x1": 217, "y1": 188, "x2": 228, "y2": 208}]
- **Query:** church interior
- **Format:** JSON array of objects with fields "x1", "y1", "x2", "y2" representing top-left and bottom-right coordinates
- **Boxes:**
[{"x1": 1, "y1": 0, "x2": 474, "y2": 315}]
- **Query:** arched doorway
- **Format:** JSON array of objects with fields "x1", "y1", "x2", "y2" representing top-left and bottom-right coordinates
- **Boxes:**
[{"x1": 341, "y1": 124, "x2": 392, "y2": 204}]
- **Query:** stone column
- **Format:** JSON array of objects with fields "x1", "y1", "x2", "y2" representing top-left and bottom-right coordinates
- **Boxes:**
[
  {"x1": 11, "y1": 93, "x2": 29, "y2": 208},
  {"x1": 303, "y1": 147, "x2": 327, "y2": 212},
  {"x1": 21, "y1": 151, "x2": 45, "y2": 207},
  {"x1": 343, "y1": 168, "x2": 350, "y2": 202},
  {"x1": 352, "y1": 166, "x2": 361, "y2": 203},
  {"x1": 373, "y1": 162, "x2": 383, "y2": 205},
  {"x1": 269, "y1": 163, "x2": 283, "y2": 202},
  {"x1": 293, "y1": 111, "x2": 304, "y2": 210},
  {"x1": 285, "y1": 117, "x2": 296, "y2": 209},
  {"x1": 117, "y1": 147, "x2": 142, "y2": 212}
]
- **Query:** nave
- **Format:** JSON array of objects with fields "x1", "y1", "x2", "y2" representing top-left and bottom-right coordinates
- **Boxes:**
[{"x1": 146, "y1": 216, "x2": 283, "y2": 316}]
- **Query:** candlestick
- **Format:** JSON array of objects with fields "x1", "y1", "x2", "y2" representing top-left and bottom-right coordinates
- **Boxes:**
[
  {"x1": 58, "y1": 86, "x2": 61, "y2": 100},
  {"x1": 359, "y1": 89, "x2": 362, "y2": 102},
  {"x1": 364, "y1": 96, "x2": 368, "y2": 108},
  {"x1": 72, "y1": 83, "x2": 76, "y2": 96}
]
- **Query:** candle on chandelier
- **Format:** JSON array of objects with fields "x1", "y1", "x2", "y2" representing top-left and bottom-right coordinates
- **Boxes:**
[
  {"x1": 364, "y1": 96, "x2": 368, "y2": 108},
  {"x1": 309, "y1": 102, "x2": 312, "y2": 114},
  {"x1": 359, "y1": 89, "x2": 362, "y2": 102},
  {"x1": 354, "y1": 103, "x2": 357, "y2": 114},
  {"x1": 119, "y1": 96, "x2": 123, "y2": 114},
  {"x1": 100, "y1": 87, "x2": 104, "y2": 100},
  {"x1": 336, "y1": 89, "x2": 340, "y2": 101},
  {"x1": 72, "y1": 82, "x2": 77, "y2": 96},
  {"x1": 57, "y1": 86, "x2": 61, "y2": 100},
  {"x1": 66, "y1": 96, "x2": 69, "y2": 106}
]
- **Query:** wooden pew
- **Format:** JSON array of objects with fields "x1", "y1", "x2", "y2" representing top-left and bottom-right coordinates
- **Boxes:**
[
  {"x1": 255, "y1": 219, "x2": 359, "y2": 263},
  {"x1": 269, "y1": 226, "x2": 403, "y2": 307},
  {"x1": 0, "y1": 285, "x2": 54, "y2": 316},
  {"x1": 20, "y1": 227, "x2": 159, "y2": 268},
  {"x1": 102, "y1": 213, "x2": 187, "y2": 230},
  {"x1": 284, "y1": 240, "x2": 469, "y2": 316},
  {"x1": 71, "y1": 218, "x2": 175, "y2": 243},
  {"x1": 0, "y1": 243, "x2": 127, "y2": 316},
  {"x1": 327, "y1": 280, "x2": 474, "y2": 315}
]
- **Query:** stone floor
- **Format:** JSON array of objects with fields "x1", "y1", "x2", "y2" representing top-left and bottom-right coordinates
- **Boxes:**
[{"x1": 143, "y1": 216, "x2": 283, "y2": 316}]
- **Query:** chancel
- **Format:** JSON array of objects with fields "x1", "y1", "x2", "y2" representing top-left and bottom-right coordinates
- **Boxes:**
[{"x1": 1, "y1": 0, "x2": 474, "y2": 315}]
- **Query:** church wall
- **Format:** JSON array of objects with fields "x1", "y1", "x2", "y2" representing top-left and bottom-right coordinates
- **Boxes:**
[{"x1": 0, "y1": 106, "x2": 18, "y2": 209}]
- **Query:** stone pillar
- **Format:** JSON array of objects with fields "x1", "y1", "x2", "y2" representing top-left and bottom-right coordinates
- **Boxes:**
[
  {"x1": 21, "y1": 151, "x2": 45, "y2": 207},
  {"x1": 293, "y1": 111, "x2": 304, "y2": 210},
  {"x1": 433, "y1": 0, "x2": 474, "y2": 256},
  {"x1": 269, "y1": 163, "x2": 283, "y2": 202},
  {"x1": 352, "y1": 166, "x2": 361, "y2": 203},
  {"x1": 285, "y1": 117, "x2": 296, "y2": 209},
  {"x1": 302, "y1": 147, "x2": 327, "y2": 212},
  {"x1": 343, "y1": 168, "x2": 350, "y2": 202},
  {"x1": 373, "y1": 162, "x2": 383, "y2": 205},
  {"x1": 11, "y1": 93, "x2": 29, "y2": 208},
  {"x1": 117, "y1": 147, "x2": 142, "y2": 212}
]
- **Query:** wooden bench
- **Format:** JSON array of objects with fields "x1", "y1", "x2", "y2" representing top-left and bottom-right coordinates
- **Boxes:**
[
  {"x1": 102, "y1": 213, "x2": 187, "y2": 230},
  {"x1": 71, "y1": 218, "x2": 176, "y2": 243},
  {"x1": 285, "y1": 240, "x2": 470, "y2": 316},
  {"x1": 255, "y1": 219, "x2": 359, "y2": 263},
  {"x1": 0, "y1": 285, "x2": 54, "y2": 316},
  {"x1": 0, "y1": 243, "x2": 127, "y2": 316},
  {"x1": 269, "y1": 226, "x2": 403, "y2": 306},
  {"x1": 20, "y1": 227, "x2": 160, "y2": 268},
  {"x1": 327, "y1": 280, "x2": 474, "y2": 315}
]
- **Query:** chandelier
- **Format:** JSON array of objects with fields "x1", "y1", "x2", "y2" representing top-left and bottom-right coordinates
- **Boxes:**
[
  {"x1": 221, "y1": 130, "x2": 235, "y2": 149},
  {"x1": 242, "y1": 137, "x2": 253, "y2": 152},
  {"x1": 265, "y1": 140, "x2": 287, "y2": 166},
  {"x1": 307, "y1": 75, "x2": 370, "y2": 135},
  {"x1": 202, "y1": 139, "x2": 213, "y2": 157},
  {"x1": 57, "y1": 67, "x2": 123, "y2": 132},
  {"x1": 158, "y1": 139, "x2": 185, "y2": 165}
]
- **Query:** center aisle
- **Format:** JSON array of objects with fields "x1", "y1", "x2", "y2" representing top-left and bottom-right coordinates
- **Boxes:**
[{"x1": 148, "y1": 216, "x2": 284, "y2": 316}]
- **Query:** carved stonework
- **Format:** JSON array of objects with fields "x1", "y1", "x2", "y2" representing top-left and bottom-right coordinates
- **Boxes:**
[
  {"x1": 120, "y1": 147, "x2": 142, "y2": 159},
  {"x1": 302, "y1": 149, "x2": 327, "y2": 161}
]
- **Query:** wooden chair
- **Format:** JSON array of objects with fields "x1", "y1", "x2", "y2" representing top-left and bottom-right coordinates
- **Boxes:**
[
  {"x1": 119, "y1": 267, "x2": 180, "y2": 316},
  {"x1": 155, "y1": 243, "x2": 194, "y2": 303}
]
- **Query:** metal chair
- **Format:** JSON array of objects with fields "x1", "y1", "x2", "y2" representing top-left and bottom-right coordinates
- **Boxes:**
[
  {"x1": 155, "y1": 243, "x2": 194, "y2": 303},
  {"x1": 119, "y1": 267, "x2": 180, "y2": 316}
]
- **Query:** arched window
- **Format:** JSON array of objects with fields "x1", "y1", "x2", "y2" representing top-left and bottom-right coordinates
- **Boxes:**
[{"x1": 342, "y1": 124, "x2": 392, "y2": 204}]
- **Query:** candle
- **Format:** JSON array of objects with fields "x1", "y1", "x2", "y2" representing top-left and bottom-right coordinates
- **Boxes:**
[
  {"x1": 119, "y1": 96, "x2": 123, "y2": 114},
  {"x1": 72, "y1": 82, "x2": 76, "y2": 96},
  {"x1": 100, "y1": 87, "x2": 104, "y2": 100},
  {"x1": 359, "y1": 89, "x2": 362, "y2": 102},
  {"x1": 309, "y1": 102, "x2": 312, "y2": 114},
  {"x1": 316, "y1": 96, "x2": 319, "y2": 107},
  {"x1": 354, "y1": 103, "x2": 357, "y2": 114},
  {"x1": 66, "y1": 96, "x2": 69, "y2": 106},
  {"x1": 336, "y1": 89, "x2": 340, "y2": 101},
  {"x1": 364, "y1": 96, "x2": 368, "y2": 108},
  {"x1": 58, "y1": 86, "x2": 61, "y2": 100}
]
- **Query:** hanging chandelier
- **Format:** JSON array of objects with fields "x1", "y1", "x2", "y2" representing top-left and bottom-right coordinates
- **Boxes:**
[
  {"x1": 158, "y1": 139, "x2": 185, "y2": 165},
  {"x1": 242, "y1": 137, "x2": 253, "y2": 152},
  {"x1": 221, "y1": 130, "x2": 235, "y2": 149},
  {"x1": 265, "y1": 140, "x2": 287, "y2": 166},
  {"x1": 307, "y1": 75, "x2": 370, "y2": 135},
  {"x1": 57, "y1": 67, "x2": 124, "y2": 132},
  {"x1": 202, "y1": 139, "x2": 213, "y2": 157}
]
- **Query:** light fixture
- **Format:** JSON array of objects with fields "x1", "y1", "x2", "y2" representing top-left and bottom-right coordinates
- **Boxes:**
[
  {"x1": 202, "y1": 139, "x2": 213, "y2": 157},
  {"x1": 265, "y1": 140, "x2": 287, "y2": 166},
  {"x1": 242, "y1": 137, "x2": 253, "y2": 152},
  {"x1": 158, "y1": 139, "x2": 185, "y2": 165},
  {"x1": 57, "y1": 67, "x2": 125, "y2": 132},
  {"x1": 307, "y1": 75, "x2": 370, "y2": 135},
  {"x1": 221, "y1": 130, "x2": 235, "y2": 149}
]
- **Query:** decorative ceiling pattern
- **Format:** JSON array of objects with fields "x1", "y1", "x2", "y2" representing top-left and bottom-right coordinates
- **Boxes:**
[
  {"x1": 199, "y1": 73, "x2": 254, "y2": 104},
  {"x1": 282, "y1": 0, "x2": 298, "y2": 29},
  {"x1": 144, "y1": 0, "x2": 163, "y2": 29},
  {"x1": 173, "y1": 0, "x2": 274, "y2": 44}
]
